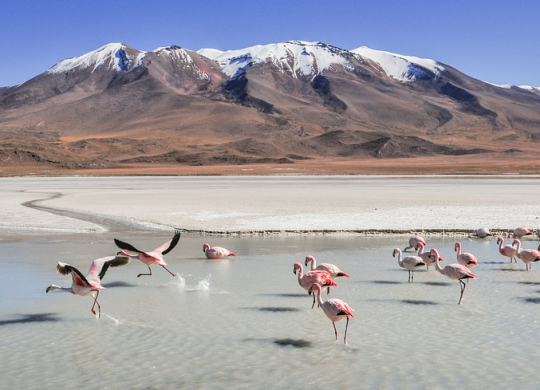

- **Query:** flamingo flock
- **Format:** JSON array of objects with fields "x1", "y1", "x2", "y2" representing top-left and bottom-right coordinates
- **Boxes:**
[
  {"x1": 46, "y1": 230, "x2": 238, "y2": 317},
  {"x1": 46, "y1": 225, "x2": 540, "y2": 346}
]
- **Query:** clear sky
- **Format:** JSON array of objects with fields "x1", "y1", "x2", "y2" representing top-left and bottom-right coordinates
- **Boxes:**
[{"x1": 1, "y1": 0, "x2": 539, "y2": 88}]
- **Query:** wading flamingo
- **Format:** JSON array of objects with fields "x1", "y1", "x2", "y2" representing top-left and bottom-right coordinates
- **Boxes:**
[
  {"x1": 497, "y1": 236, "x2": 518, "y2": 263},
  {"x1": 417, "y1": 242, "x2": 444, "y2": 270},
  {"x1": 392, "y1": 248, "x2": 425, "y2": 282},
  {"x1": 203, "y1": 243, "x2": 237, "y2": 259},
  {"x1": 305, "y1": 255, "x2": 349, "y2": 293},
  {"x1": 46, "y1": 255, "x2": 130, "y2": 318},
  {"x1": 512, "y1": 239, "x2": 540, "y2": 270},
  {"x1": 404, "y1": 235, "x2": 426, "y2": 252},
  {"x1": 293, "y1": 262, "x2": 337, "y2": 308},
  {"x1": 454, "y1": 242, "x2": 478, "y2": 268},
  {"x1": 311, "y1": 283, "x2": 354, "y2": 344},
  {"x1": 430, "y1": 249, "x2": 476, "y2": 304},
  {"x1": 114, "y1": 230, "x2": 180, "y2": 277},
  {"x1": 509, "y1": 227, "x2": 533, "y2": 239}
]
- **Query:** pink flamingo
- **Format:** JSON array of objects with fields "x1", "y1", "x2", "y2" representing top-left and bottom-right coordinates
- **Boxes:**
[
  {"x1": 509, "y1": 227, "x2": 533, "y2": 239},
  {"x1": 203, "y1": 243, "x2": 237, "y2": 259},
  {"x1": 417, "y1": 242, "x2": 444, "y2": 270},
  {"x1": 310, "y1": 283, "x2": 354, "y2": 344},
  {"x1": 430, "y1": 249, "x2": 477, "y2": 304},
  {"x1": 46, "y1": 255, "x2": 130, "y2": 318},
  {"x1": 114, "y1": 230, "x2": 180, "y2": 277},
  {"x1": 497, "y1": 236, "x2": 518, "y2": 263},
  {"x1": 305, "y1": 255, "x2": 350, "y2": 293},
  {"x1": 454, "y1": 241, "x2": 478, "y2": 268},
  {"x1": 392, "y1": 248, "x2": 425, "y2": 282},
  {"x1": 512, "y1": 239, "x2": 540, "y2": 270},
  {"x1": 404, "y1": 235, "x2": 426, "y2": 252},
  {"x1": 293, "y1": 262, "x2": 337, "y2": 308}
]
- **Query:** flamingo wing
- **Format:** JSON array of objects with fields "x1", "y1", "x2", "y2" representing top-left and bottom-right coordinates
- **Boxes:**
[
  {"x1": 114, "y1": 238, "x2": 143, "y2": 254},
  {"x1": 331, "y1": 299, "x2": 355, "y2": 318},
  {"x1": 157, "y1": 230, "x2": 181, "y2": 255},
  {"x1": 57, "y1": 262, "x2": 90, "y2": 287},
  {"x1": 85, "y1": 255, "x2": 130, "y2": 281}
]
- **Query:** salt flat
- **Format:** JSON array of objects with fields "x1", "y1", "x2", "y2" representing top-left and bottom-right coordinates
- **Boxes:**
[{"x1": 0, "y1": 175, "x2": 538, "y2": 234}]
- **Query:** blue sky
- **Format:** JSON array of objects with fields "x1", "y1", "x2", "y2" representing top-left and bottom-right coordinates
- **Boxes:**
[{"x1": 1, "y1": 0, "x2": 539, "y2": 87}]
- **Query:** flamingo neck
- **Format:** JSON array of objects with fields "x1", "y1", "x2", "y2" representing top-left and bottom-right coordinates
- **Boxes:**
[
  {"x1": 455, "y1": 243, "x2": 462, "y2": 256},
  {"x1": 514, "y1": 240, "x2": 522, "y2": 253},
  {"x1": 395, "y1": 249, "x2": 403, "y2": 267},
  {"x1": 433, "y1": 251, "x2": 443, "y2": 272},
  {"x1": 316, "y1": 286, "x2": 324, "y2": 307}
]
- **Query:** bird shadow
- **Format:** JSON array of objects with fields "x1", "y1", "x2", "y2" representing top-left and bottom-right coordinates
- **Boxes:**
[
  {"x1": 241, "y1": 307, "x2": 301, "y2": 313},
  {"x1": 273, "y1": 338, "x2": 312, "y2": 348},
  {"x1": 370, "y1": 280, "x2": 403, "y2": 285},
  {"x1": 244, "y1": 337, "x2": 312, "y2": 348},
  {"x1": 102, "y1": 281, "x2": 138, "y2": 288},
  {"x1": 517, "y1": 281, "x2": 540, "y2": 286},
  {"x1": 260, "y1": 293, "x2": 309, "y2": 298},
  {"x1": 521, "y1": 297, "x2": 540, "y2": 304},
  {"x1": 422, "y1": 281, "x2": 453, "y2": 287},
  {"x1": 0, "y1": 313, "x2": 61, "y2": 326},
  {"x1": 400, "y1": 299, "x2": 439, "y2": 306},
  {"x1": 482, "y1": 261, "x2": 508, "y2": 265}
]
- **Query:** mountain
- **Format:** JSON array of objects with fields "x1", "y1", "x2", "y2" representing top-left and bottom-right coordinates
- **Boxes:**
[{"x1": 1, "y1": 40, "x2": 539, "y2": 175}]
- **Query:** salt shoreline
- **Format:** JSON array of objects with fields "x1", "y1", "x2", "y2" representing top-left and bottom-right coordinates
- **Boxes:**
[{"x1": 0, "y1": 175, "x2": 539, "y2": 235}]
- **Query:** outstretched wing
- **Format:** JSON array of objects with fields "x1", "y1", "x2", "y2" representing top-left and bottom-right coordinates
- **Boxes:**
[
  {"x1": 159, "y1": 230, "x2": 181, "y2": 255},
  {"x1": 114, "y1": 238, "x2": 143, "y2": 254},
  {"x1": 57, "y1": 262, "x2": 90, "y2": 287}
]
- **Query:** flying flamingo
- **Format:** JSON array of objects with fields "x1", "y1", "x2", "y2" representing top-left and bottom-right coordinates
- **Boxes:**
[
  {"x1": 203, "y1": 243, "x2": 237, "y2": 259},
  {"x1": 430, "y1": 249, "x2": 477, "y2": 304},
  {"x1": 403, "y1": 235, "x2": 426, "y2": 252},
  {"x1": 114, "y1": 230, "x2": 180, "y2": 277},
  {"x1": 509, "y1": 227, "x2": 533, "y2": 239},
  {"x1": 497, "y1": 236, "x2": 518, "y2": 263},
  {"x1": 512, "y1": 239, "x2": 540, "y2": 270},
  {"x1": 454, "y1": 241, "x2": 479, "y2": 268},
  {"x1": 304, "y1": 255, "x2": 350, "y2": 293},
  {"x1": 293, "y1": 262, "x2": 337, "y2": 308},
  {"x1": 310, "y1": 283, "x2": 354, "y2": 344},
  {"x1": 46, "y1": 255, "x2": 130, "y2": 318},
  {"x1": 392, "y1": 248, "x2": 425, "y2": 282},
  {"x1": 417, "y1": 242, "x2": 443, "y2": 270}
]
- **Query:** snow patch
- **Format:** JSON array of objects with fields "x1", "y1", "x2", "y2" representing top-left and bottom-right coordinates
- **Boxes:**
[{"x1": 351, "y1": 46, "x2": 444, "y2": 82}]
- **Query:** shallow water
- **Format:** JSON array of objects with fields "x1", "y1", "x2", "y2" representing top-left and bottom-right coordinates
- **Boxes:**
[{"x1": 2, "y1": 232, "x2": 540, "y2": 389}]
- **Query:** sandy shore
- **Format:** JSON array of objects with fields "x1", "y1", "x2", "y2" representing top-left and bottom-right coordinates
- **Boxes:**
[{"x1": 0, "y1": 175, "x2": 539, "y2": 235}]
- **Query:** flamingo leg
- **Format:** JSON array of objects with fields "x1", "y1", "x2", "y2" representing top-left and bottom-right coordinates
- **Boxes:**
[
  {"x1": 458, "y1": 279, "x2": 467, "y2": 304},
  {"x1": 311, "y1": 294, "x2": 316, "y2": 309},
  {"x1": 332, "y1": 322, "x2": 338, "y2": 340},
  {"x1": 162, "y1": 265, "x2": 176, "y2": 276},
  {"x1": 327, "y1": 286, "x2": 331, "y2": 294},
  {"x1": 91, "y1": 291, "x2": 101, "y2": 318},
  {"x1": 137, "y1": 266, "x2": 153, "y2": 277},
  {"x1": 344, "y1": 316, "x2": 350, "y2": 344}
]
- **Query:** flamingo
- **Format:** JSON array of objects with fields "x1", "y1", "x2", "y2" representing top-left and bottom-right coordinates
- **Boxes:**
[
  {"x1": 293, "y1": 262, "x2": 337, "y2": 308},
  {"x1": 417, "y1": 242, "x2": 444, "y2": 270},
  {"x1": 403, "y1": 235, "x2": 426, "y2": 252},
  {"x1": 512, "y1": 239, "x2": 540, "y2": 270},
  {"x1": 203, "y1": 243, "x2": 237, "y2": 259},
  {"x1": 310, "y1": 283, "x2": 354, "y2": 344},
  {"x1": 430, "y1": 249, "x2": 477, "y2": 304},
  {"x1": 304, "y1": 255, "x2": 349, "y2": 293},
  {"x1": 509, "y1": 227, "x2": 533, "y2": 239},
  {"x1": 454, "y1": 241, "x2": 479, "y2": 268},
  {"x1": 46, "y1": 255, "x2": 130, "y2": 318},
  {"x1": 392, "y1": 248, "x2": 425, "y2": 282},
  {"x1": 470, "y1": 227, "x2": 492, "y2": 238},
  {"x1": 497, "y1": 236, "x2": 518, "y2": 263},
  {"x1": 114, "y1": 230, "x2": 180, "y2": 277}
]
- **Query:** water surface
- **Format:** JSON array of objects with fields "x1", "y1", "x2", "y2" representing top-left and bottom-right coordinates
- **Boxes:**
[{"x1": 1, "y1": 232, "x2": 540, "y2": 389}]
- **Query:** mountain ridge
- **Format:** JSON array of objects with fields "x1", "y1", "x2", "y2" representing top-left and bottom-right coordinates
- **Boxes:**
[{"x1": 1, "y1": 40, "x2": 539, "y2": 175}]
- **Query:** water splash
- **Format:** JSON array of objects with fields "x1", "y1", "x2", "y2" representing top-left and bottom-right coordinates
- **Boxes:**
[
  {"x1": 103, "y1": 314, "x2": 124, "y2": 326},
  {"x1": 168, "y1": 273, "x2": 186, "y2": 288},
  {"x1": 196, "y1": 274, "x2": 212, "y2": 291}
]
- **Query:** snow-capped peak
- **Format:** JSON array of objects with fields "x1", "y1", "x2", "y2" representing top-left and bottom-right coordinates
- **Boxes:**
[
  {"x1": 47, "y1": 43, "x2": 144, "y2": 75},
  {"x1": 351, "y1": 46, "x2": 444, "y2": 82},
  {"x1": 198, "y1": 41, "x2": 353, "y2": 79}
]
